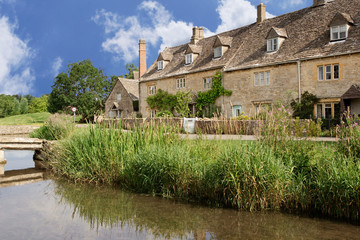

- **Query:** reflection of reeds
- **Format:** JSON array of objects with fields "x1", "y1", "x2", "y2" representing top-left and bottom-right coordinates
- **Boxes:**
[{"x1": 49, "y1": 122, "x2": 360, "y2": 223}]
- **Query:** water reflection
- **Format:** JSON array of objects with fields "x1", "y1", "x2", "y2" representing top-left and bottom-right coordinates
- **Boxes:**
[{"x1": 53, "y1": 179, "x2": 360, "y2": 240}]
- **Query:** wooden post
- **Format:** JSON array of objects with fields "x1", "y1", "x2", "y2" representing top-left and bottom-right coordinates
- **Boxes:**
[{"x1": 0, "y1": 149, "x2": 6, "y2": 176}]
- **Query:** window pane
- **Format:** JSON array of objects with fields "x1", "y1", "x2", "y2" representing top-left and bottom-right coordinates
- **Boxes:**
[
  {"x1": 273, "y1": 38, "x2": 277, "y2": 51},
  {"x1": 325, "y1": 65, "x2": 332, "y2": 80},
  {"x1": 333, "y1": 64, "x2": 339, "y2": 79},
  {"x1": 254, "y1": 73, "x2": 259, "y2": 86},
  {"x1": 266, "y1": 71, "x2": 270, "y2": 85},
  {"x1": 260, "y1": 72, "x2": 265, "y2": 86},
  {"x1": 317, "y1": 104, "x2": 323, "y2": 118},
  {"x1": 183, "y1": 79, "x2": 185, "y2": 88},
  {"x1": 318, "y1": 66, "x2": 324, "y2": 80},
  {"x1": 340, "y1": 25, "x2": 347, "y2": 39},
  {"x1": 267, "y1": 39, "x2": 272, "y2": 52},
  {"x1": 325, "y1": 104, "x2": 332, "y2": 119},
  {"x1": 117, "y1": 93, "x2": 121, "y2": 101},
  {"x1": 214, "y1": 46, "x2": 222, "y2": 58},
  {"x1": 332, "y1": 26, "x2": 339, "y2": 40}
]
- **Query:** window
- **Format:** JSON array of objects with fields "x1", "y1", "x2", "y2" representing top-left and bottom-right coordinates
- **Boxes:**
[
  {"x1": 148, "y1": 86, "x2": 156, "y2": 95},
  {"x1": 316, "y1": 102, "x2": 340, "y2": 119},
  {"x1": 266, "y1": 71, "x2": 270, "y2": 85},
  {"x1": 204, "y1": 77, "x2": 212, "y2": 89},
  {"x1": 150, "y1": 109, "x2": 157, "y2": 118},
  {"x1": 176, "y1": 78, "x2": 185, "y2": 89},
  {"x1": 158, "y1": 60, "x2": 164, "y2": 70},
  {"x1": 254, "y1": 73, "x2": 259, "y2": 86},
  {"x1": 185, "y1": 53, "x2": 193, "y2": 65},
  {"x1": 116, "y1": 93, "x2": 121, "y2": 101},
  {"x1": 267, "y1": 38, "x2": 278, "y2": 52},
  {"x1": 214, "y1": 46, "x2": 222, "y2": 58},
  {"x1": 255, "y1": 103, "x2": 272, "y2": 115},
  {"x1": 254, "y1": 71, "x2": 270, "y2": 86},
  {"x1": 232, "y1": 105, "x2": 242, "y2": 118},
  {"x1": 331, "y1": 25, "x2": 347, "y2": 41},
  {"x1": 317, "y1": 64, "x2": 340, "y2": 81}
]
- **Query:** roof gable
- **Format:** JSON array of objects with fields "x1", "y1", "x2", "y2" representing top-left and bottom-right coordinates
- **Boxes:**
[
  {"x1": 213, "y1": 36, "x2": 232, "y2": 48},
  {"x1": 330, "y1": 12, "x2": 355, "y2": 26},
  {"x1": 266, "y1": 27, "x2": 288, "y2": 39},
  {"x1": 341, "y1": 84, "x2": 360, "y2": 99},
  {"x1": 157, "y1": 51, "x2": 173, "y2": 61},
  {"x1": 185, "y1": 44, "x2": 202, "y2": 54}
]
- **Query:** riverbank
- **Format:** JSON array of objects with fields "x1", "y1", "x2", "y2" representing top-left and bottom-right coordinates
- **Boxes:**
[{"x1": 44, "y1": 123, "x2": 360, "y2": 224}]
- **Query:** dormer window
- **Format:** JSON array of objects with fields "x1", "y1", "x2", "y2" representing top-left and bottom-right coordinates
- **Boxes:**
[
  {"x1": 158, "y1": 60, "x2": 164, "y2": 70},
  {"x1": 214, "y1": 46, "x2": 223, "y2": 58},
  {"x1": 330, "y1": 25, "x2": 348, "y2": 41},
  {"x1": 266, "y1": 27, "x2": 287, "y2": 53},
  {"x1": 185, "y1": 53, "x2": 193, "y2": 65},
  {"x1": 267, "y1": 38, "x2": 278, "y2": 52}
]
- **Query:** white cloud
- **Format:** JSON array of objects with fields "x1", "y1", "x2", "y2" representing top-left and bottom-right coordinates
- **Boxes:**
[
  {"x1": 216, "y1": 0, "x2": 275, "y2": 33},
  {"x1": 51, "y1": 57, "x2": 63, "y2": 77},
  {"x1": 93, "y1": 0, "x2": 275, "y2": 62},
  {"x1": 0, "y1": 16, "x2": 34, "y2": 95}
]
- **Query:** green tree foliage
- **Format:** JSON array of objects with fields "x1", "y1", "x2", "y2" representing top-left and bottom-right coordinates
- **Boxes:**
[
  {"x1": 290, "y1": 91, "x2": 318, "y2": 119},
  {"x1": 174, "y1": 91, "x2": 192, "y2": 117},
  {"x1": 28, "y1": 95, "x2": 49, "y2": 113},
  {"x1": 0, "y1": 95, "x2": 16, "y2": 117},
  {"x1": 146, "y1": 89, "x2": 177, "y2": 113},
  {"x1": 120, "y1": 63, "x2": 138, "y2": 79},
  {"x1": 195, "y1": 71, "x2": 232, "y2": 116},
  {"x1": 19, "y1": 97, "x2": 29, "y2": 114},
  {"x1": 48, "y1": 59, "x2": 112, "y2": 121},
  {"x1": 12, "y1": 98, "x2": 20, "y2": 115}
]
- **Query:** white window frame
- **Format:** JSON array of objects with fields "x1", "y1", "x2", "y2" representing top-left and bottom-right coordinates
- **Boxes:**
[
  {"x1": 185, "y1": 53, "x2": 193, "y2": 65},
  {"x1": 148, "y1": 86, "x2": 156, "y2": 95},
  {"x1": 316, "y1": 103, "x2": 337, "y2": 119},
  {"x1": 116, "y1": 93, "x2": 121, "y2": 101},
  {"x1": 254, "y1": 73, "x2": 259, "y2": 86},
  {"x1": 330, "y1": 25, "x2": 348, "y2": 41},
  {"x1": 176, "y1": 78, "x2": 185, "y2": 89},
  {"x1": 158, "y1": 60, "x2": 164, "y2": 70},
  {"x1": 203, "y1": 77, "x2": 212, "y2": 89},
  {"x1": 232, "y1": 105, "x2": 242, "y2": 118},
  {"x1": 254, "y1": 71, "x2": 270, "y2": 86},
  {"x1": 214, "y1": 46, "x2": 222, "y2": 58},
  {"x1": 333, "y1": 64, "x2": 339, "y2": 80},
  {"x1": 318, "y1": 66, "x2": 324, "y2": 81},
  {"x1": 265, "y1": 71, "x2": 270, "y2": 85},
  {"x1": 317, "y1": 64, "x2": 340, "y2": 81},
  {"x1": 267, "y1": 38, "x2": 278, "y2": 52}
]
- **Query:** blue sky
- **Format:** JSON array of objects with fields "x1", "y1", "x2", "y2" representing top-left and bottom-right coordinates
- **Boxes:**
[{"x1": 0, "y1": 0, "x2": 313, "y2": 97}]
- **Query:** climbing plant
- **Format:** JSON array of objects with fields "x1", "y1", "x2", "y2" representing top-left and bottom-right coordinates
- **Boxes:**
[
  {"x1": 290, "y1": 91, "x2": 318, "y2": 119},
  {"x1": 195, "y1": 71, "x2": 232, "y2": 116},
  {"x1": 146, "y1": 89, "x2": 192, "y2": 117}
]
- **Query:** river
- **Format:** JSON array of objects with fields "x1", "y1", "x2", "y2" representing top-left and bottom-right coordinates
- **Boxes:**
[{"x1": 0, "y1": 150, "x2": 359, "y2": 240}]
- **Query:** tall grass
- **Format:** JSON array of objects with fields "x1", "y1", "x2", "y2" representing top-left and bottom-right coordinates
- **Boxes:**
[
  {"x1": 48, "y1": 115, "x2": 360, "y2": 223},
  {"x1": 30, "y1": 113, "x2": 74, "y2": 140}
]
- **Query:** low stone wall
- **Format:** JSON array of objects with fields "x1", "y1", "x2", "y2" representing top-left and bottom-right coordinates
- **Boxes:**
[
  {"x1": 102, "y1": 118, "x2": 258, "y2": 135},
  {"x1": 0, "y1": 125, "x2": 40, "y2": 136}
]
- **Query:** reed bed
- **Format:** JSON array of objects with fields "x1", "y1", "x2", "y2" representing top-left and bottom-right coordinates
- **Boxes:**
[{"x1": 48, "y1": 113, "x2": 360, "y2": 223}]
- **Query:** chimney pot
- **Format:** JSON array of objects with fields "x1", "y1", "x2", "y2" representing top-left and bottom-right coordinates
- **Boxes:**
[
  {"x1": 139, "y1": 39, "x2": 147, "y2": 78},
  {"x1": 257, "y1": 3, "x2": 266, "y2": 24}
]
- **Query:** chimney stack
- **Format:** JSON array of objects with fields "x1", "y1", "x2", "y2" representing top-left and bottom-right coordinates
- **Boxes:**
[
  {"x1": 257, "y1": 3, "x2": 266, "y2": 24},
  {"x1": 190, "y1": 27, "x2": 204, "y2": 44},
  {"x1": 139, "y1": 39, "x2": 147, "y2": 78},
  {"x1": 313, "y1": 0, "x2": 328, "y2": 6}
]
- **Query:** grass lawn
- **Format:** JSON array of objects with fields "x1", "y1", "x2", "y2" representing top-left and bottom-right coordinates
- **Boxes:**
[{"x1": 0, "y1": 112, "x2": 51, "y2": 125}]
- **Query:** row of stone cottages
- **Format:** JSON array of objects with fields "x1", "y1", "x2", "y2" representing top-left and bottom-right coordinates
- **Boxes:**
[{"x1": 105, "y1": 0, "x2": 360, "y2": 121}]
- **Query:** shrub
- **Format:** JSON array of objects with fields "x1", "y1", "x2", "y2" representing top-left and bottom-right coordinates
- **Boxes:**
[
  {"x1": 336, "y1": 112, "x2": 360, "y2": 159},
  {"x1": 30, "y1": 113, "x2": 75, "y2": 140}
]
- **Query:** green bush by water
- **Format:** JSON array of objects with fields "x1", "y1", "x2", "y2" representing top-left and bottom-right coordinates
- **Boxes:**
[{"x1": 48, "y1": 116, "x2": 360, "y2": 223}]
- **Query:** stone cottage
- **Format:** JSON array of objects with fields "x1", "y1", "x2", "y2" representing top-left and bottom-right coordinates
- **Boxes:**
[
  {"x1": 138, "y1": 0, "x2": 360, "y2": 119},
  {"x1": 105, "y1": 77, "x2": 139, "y2": 118}
]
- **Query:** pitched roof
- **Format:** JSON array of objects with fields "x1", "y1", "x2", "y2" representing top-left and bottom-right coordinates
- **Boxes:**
[
  {"x1": 266, "y1": 27, "x2": 288, "y2": 39},
  {"x1": 119, "y1": 78, "x2": 139, "y2": 99},
  {"x1": 141, "y1": 0, "x2": 360, "y2": 81}
]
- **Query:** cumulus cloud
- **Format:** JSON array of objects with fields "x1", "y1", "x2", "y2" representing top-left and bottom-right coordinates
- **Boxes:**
[
  {"x1": 0, "y1": 16, "x2": 34, "y2": 95},
  {"x1": 51, "y1": 57, "x2": 63, "y2": 77},
  {"x1": 93, "y1": 0, "x2": 275, "y2": 62},
  {"x1": 216, "y1": 0, "x2": 275, "y2": 33}
]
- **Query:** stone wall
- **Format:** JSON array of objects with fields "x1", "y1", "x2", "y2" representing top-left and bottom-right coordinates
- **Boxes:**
[{"x1": 0, "y1": 125, "x2": 40, "y2": 136}]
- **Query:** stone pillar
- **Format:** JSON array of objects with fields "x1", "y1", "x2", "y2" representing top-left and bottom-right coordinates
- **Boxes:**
[{"x1": 0, "y1": 149, "x2": 6, "y2": 176}]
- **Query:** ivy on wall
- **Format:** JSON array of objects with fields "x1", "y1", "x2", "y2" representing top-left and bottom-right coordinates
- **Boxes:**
[{"x1": 195, "y1": 71, "x2": 232, "y2": 116}]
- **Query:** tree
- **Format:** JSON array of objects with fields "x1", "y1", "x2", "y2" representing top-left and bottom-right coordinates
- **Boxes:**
[
  {"x1": 48, "y1": 59, "x2": 112, "y2": 121},
  {"x1": 290, "y1": 91, "x2": 318, "y2": 119},
  {"x1": 0, "y1": 95, "x2": 16, "y2": 117},
  {"x1": 28, "y1": 95, "x2": 49, "y2": 113},
  {"x1": 19, "y1": 97, "x2": 29, "y2": 114},
  {"x1": 120, "y1": 63, "x2": 138, "y2": 79}
]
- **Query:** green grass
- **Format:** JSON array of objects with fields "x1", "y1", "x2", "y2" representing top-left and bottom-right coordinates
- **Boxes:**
[{"x1": 0, "y1": 112, "x2": 51, "y2": 125}]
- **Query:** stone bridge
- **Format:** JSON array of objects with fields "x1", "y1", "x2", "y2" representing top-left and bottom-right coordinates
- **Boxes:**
[{"x1": 0, "y1": 137, "x2": 44, "y2": 176}]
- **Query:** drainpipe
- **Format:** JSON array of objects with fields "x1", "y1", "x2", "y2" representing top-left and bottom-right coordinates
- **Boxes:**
[{"x1": 297, "y1": 60, "x2": 301, "y2": 103}]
